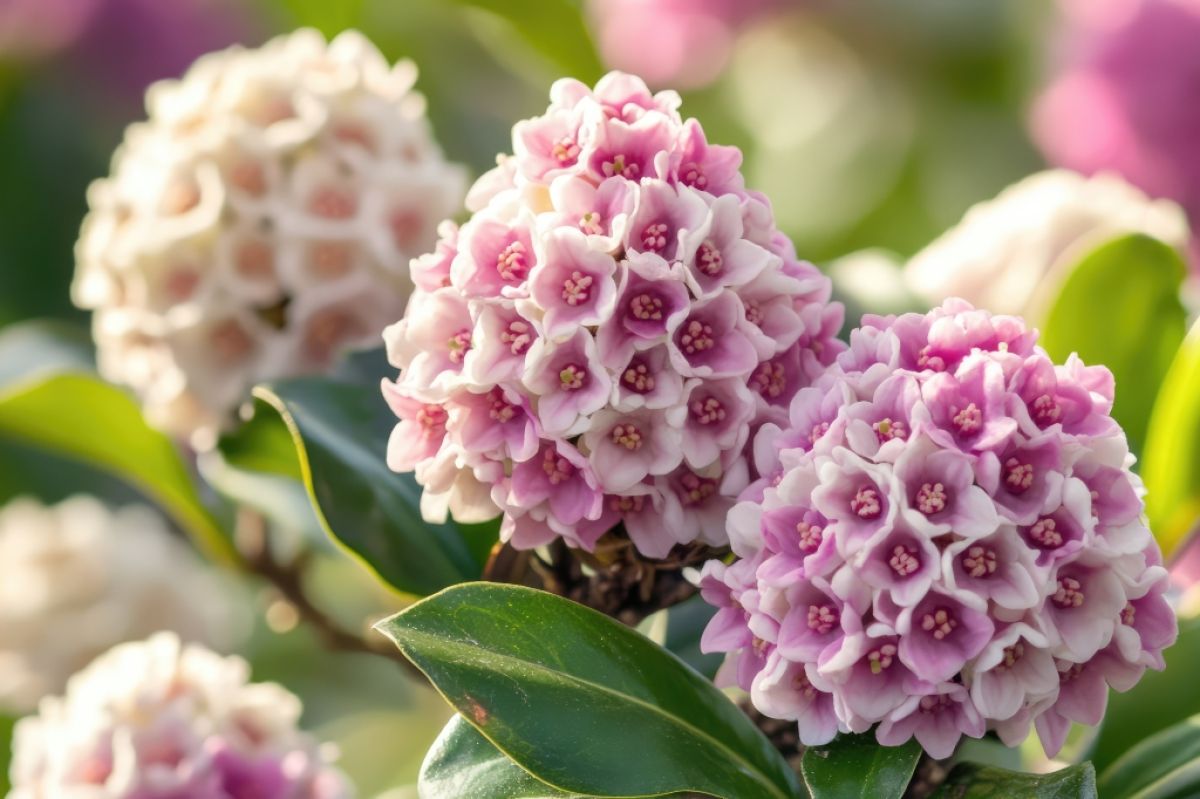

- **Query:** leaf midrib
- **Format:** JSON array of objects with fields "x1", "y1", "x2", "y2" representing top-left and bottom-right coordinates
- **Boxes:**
[{"x1": 391, "y1": 624, "x2": 792, "y2": 799}]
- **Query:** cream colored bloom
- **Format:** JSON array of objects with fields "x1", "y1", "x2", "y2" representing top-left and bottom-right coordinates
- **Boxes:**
[
  {"x1": 904, "y1": 169, "x2": 1190, "y2": 318},
  {"x1": 0, "y1": 496, "x2": 242, "y2": 714},
  {"x1": 74, "y1": 29, "x2": 465, "y2": 448},
  {"x1": 10, "y1": 633, "x2": 351, "y2": 799}
]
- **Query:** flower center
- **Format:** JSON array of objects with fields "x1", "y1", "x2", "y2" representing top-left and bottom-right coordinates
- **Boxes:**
[
  {"x1": 579, "y1": 211, "x2": 603, "y2": 236},
  {"x1": 561, "y1": 270, "x2": 593, "y2": 306},
  {"x1": 915, "y1": 481, "x2": 948, "y2": 515},
  {"x1": 999, "y1": 642, "x2": 1025, "y2": 670},
  {"x1": 750, "y1": 360, "x2": 786, "y2": 398},
  {"x1": 1004, "y1": 458, "x2": 1034, "y2": 493},
  {"x1": 1028, "y1": 517, "x2": 1063, "y2": 548},
  {"x1": 961, "y1": 546, "x2": 998, "y2": 578},
  {"x1": 867, "y1": 643, "x2": 897, "y2": 674},
  {"x1": 610, "y1": 494, "x2": 646, "y2": 513},
  {"x1": 919, "y1": 694, "x2": 951, "y2": 713},
  {"x1": 952, "y1": 402, "x2": 983, "y2": 435},
  {"x1": 920, "y1": 608, "x2": 958, "y2": 640},
  {"x1": 603, "y1": 153, "x2": 640, "y2": 180},
  {"x1": 610, "y1": 423, "x2": 644, "y2": 450},
  {"x1": 496, "y1": 241, "x2": 530, "y2": 282},
  {"x1": 1061, "y1": 663, "x2": 1085, "y2": 683},
  {"x1": 447, "y1": 330, "x2": 472, "y2": 364},
  {"x1": 541, "y1": 448, "x2": 575, "y2": 485},
  {"x1": 874, "y1": 417, "x2": 908, "y2": 442},
  {"x1": 1121, "y1": 602, "x2": 1136, "y2": 625},
  {"x1": 1053, "y1": 576, "x2": 1085, "y2": 608},
  {"x1": 690, "y1": 396, "x2": 726, "y2": 426},
  {"x1": 697, "y1": 240, "x2": 723, "y2": 276},
  {"x1": 679, "y1": 472, "x2": 716, "y2": 506},
  {"x1": 797, "y1": 522, "x2": 823, "y2": 552},
  {"x1": 1032, "y1": 393, "x2": 1061, "y2": 426},
  {"x1": 501, "y1": 319, "x2": 533, "y2": 355},
  {"x1": 629, "y1": 292, "x2": 664, "y2": 321},
  {"x1": 917, "y1": 346, "x2": 946, "y2": 372},
  {"x1": 850, "y1": 486, "x2": 882, "y2": 519},
  {"x1": 558, "y1": 363, "x2": 587, "y2": 391},
  {"x1": 678, "y1": 319, "x2": 716, "y2": 355},
  {"x1": 888, "y1": 545, "x2": 920, "y2": 577},
  {"x1": 809, "y1": 422, "x2": 830, "y2": 444},
  {"x1": 488, "y1": 390, "x2": 515, "y2": 423},
  {"x1": 308, "y1": 185, "x2": 356, "y2": 219},
  {"x1": 416, "y1": 405, "x2": 447, "y2": 436},
  {"x1": 552, "y1": 136, "x2": 580, "y2": 165},
  {"x1": 621, "y1": 358, "x2": 656, "y2": 393},
  {"x1": 680, "y1": 161, "x2": 707, "y2": 190},
  {"x1": 744, "y1": 300, "x2": 764, "y2": 326},
  {"x1": 807, "y1": 604, "x2": 837, "y2": 634},
  {"x1": 641, "y1": 222, "x2": 669, "y2": 252}
]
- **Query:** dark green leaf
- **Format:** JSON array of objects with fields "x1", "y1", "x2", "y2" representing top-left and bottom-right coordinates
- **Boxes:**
[
  {"x1": 1039, "y1": 234, "x2": 1188, "y2": 456},
  {"x1": 801, "y1": 733, "x2": 920, "y2": 799},
  {"x1": 1141, "y1": 319, "x2": 1200, "y2": 557},
  {"x1": 931, "y1": 762, "x2": 1096, "y2": 799},
  {"x1": 1099, "y1": 713, "x2": 1200, "y2": 799},
  {"x1": 1091, "y1": 617, "x2": 1200, "y2": 773},
  {"x1": 377, "y1": 582, "x2": 803, "y2": 799},
  {"x1": 662, "y1": 594, "x2": 723, "y2": 679},
  {"x1": 0, "y1": 326, "x2": 234, "y2": 563},
  {"x1": 249, "y1": 379, "x2": 494, "y2": 596},
  {"x1": 420, "y1": 714, "x2": 586, "y2": 798}
]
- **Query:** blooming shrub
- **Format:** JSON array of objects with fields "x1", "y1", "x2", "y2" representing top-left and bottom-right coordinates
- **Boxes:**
[
  {"x1": 382, "y1": 71, "x2": 844, "y2": 558},
  {"x1": 9, "y1": 633, "x2": 351, "y2": 799},
  {"x1": 699, "y1": 299, "x2": 1176, "y2": 757},
  {"x1": 74, "y1": 28, "x2": 465, "y2": 447},
  {"x1": 0, "y1": 496, "x2": 240, "y2": 714}
]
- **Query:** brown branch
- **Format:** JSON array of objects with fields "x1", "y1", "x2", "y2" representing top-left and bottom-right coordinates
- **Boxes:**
[{"x1": 234, "y1": 508, "x2": 423, "y2": 679}]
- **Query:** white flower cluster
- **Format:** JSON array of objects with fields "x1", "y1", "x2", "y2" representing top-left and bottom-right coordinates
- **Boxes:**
[
  {"x1": 74, "y1": 28, "x2": 465, "y2": 447},
  {"x1": 9, "y1": 633, "x2": 351, "y2": 799},
  {"x1": 904, "y1": 170, "x2": 1190, "y2": 318},
  {"x1": 0, "y1": 496, "x2": 242, "y2": 714}
]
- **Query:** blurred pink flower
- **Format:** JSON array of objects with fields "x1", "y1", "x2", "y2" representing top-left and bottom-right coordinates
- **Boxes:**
[
  {"x1": 1032, "y1": 0, "x2": 1200, "y2": 246},
  {"x1": 586, "y1": 0, "x2": 779, "y2": 89}
]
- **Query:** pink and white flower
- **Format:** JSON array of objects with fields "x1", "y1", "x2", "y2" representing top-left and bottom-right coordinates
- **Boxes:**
[
  {"x1": 383, "y1": 72, "x2": 842, "y2": 557},
  {"x1": 700, "y1": 299, "x2": 1175, "y2": 758}
]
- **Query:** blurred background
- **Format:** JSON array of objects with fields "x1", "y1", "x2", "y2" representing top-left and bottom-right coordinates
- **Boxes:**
[{"x1": 1, "y1": 0, "x2": 1196, "y2": 795}]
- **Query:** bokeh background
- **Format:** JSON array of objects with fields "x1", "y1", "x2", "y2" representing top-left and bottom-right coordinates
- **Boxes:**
[{"x1": 1, "y1": 0, "x2": 1196, "y2": 795}]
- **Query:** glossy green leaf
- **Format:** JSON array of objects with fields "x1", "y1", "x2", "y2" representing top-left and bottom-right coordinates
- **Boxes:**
[
  {"x1": 420, "y1": 714, "x2": 585, "y2": 799},
  {"x1": 1040, "y1": 234, "x2": 1188, "y2": 456},
  {"x1": 377, "y1": 582, "x2": 803, "y2": 799},
  {"x1": 662, "y1": 594, "x2": 723, "y2": 679},
  {"x1": 0, "y1": 325, "x2": 234, "y2": 563},
  {"x1": 249, "y1": 379, "x2": 494, "y2": 596},
  {"x1": 930, "y1": 762, "x2": 1096, "y2": 799},
  {"x1": 1141, "y1": 319, "x2": 1200, "y2": 557},
  {"x1": 1091, "y1": 617, "x2": 1200, "y2": 773},
  {"x1": 1099, "y1": 713, "x2": 1200, "y2": 799},
  {"x1": 801, "y1": 733, "x2": 920, "y2": 799}
]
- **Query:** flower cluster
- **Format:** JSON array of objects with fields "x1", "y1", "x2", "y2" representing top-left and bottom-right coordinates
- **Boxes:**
[
  {"x1": 9, "y1": 633, "x2": 351, "y2": 799},
  {"x1": 699, "y1": 299, "x2": 1175, "y2": 758},
  {"x1": 0, "y1": 496, "x2": 242, "y2": 714},
  {"x1": 382, "y1": 71, "x2": 843, "y2": 558},
  {"x1": 74, "y1": 28, "x2": 465, "y2": 447}
]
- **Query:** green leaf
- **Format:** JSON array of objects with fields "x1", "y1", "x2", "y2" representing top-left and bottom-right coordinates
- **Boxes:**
[
  {"x1": 930, "y1": 762, "x2": 1096, "y2": 799},
  {"x1": 662, "y1": 594, "x2": 723, "y2": 679},
  {"x1": 801, "y1": 733, "x2": 920, "y2": 799},
  {"x1": 275, "y1": 0, "x2": 365, "y2": 37},
  {"x1": 1141, "y1": 319, "x2": 1200, "y2": 557},
  {"x1": 0, "y1": 326, "x2": 234, "y2": 564},
  {"x1": 248, "y1": 379, "x2": 494, "y2": 596},
  {"x1": 1099, "y1": 713, "x2": 1200, "y2": 799},
  {"x1": 1090, "y1": 617, "x2": 1200, "y2": 773},
  {"x1": 1039, "y1": 234, "x2": 1188, "y2": 456},
  {"x1": 420, "y1": 714, "x2": 585, "y2": 798},
  {"x1": 377, "y1": 582, "x2": 803, "y2": 799},
  {"x1": 0, "y1": 714, "x2": 15, "y2": 795},
  {"x1": 450, "y1": 0, "x2": 602, "y2": 79}
]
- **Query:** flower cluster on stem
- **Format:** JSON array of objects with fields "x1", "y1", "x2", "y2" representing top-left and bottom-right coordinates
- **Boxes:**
[{"x1": 700, "y1": 299, "x2": 1176, "y2": 758}]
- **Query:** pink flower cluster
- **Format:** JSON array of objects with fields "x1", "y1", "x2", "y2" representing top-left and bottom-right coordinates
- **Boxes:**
[
  {"x1": 699, "y1": 299, "x2": 1175, "y2": 758},
  {"x1": 382, "y1": 72, "x2": 843, "y2": 558}
]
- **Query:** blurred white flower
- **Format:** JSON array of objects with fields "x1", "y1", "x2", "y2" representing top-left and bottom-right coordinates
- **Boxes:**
[
  {"x1": 903, "y1": 169, "x2": 1190, "y2": 318},
  {"x1": 73, "y1": 28, "x2": 466, "y2": 448},
  {"x1": 0, "y1": 496, "x2": 243, "y2": 714},
  {"x1": 9, "y1": 632, "x2": 351, "y2": 798}
]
